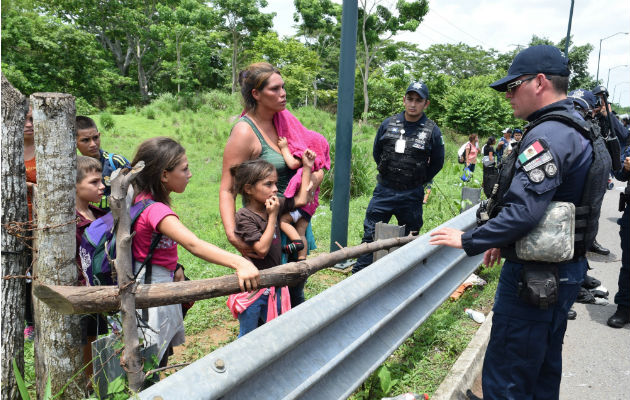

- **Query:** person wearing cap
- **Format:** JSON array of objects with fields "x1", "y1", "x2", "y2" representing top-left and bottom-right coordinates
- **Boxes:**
[
  {"x1": 496, "y1": 127, "x2": 512, "y2": 162},
  {"x1": 430, "y1": 45, "x2": 609, "y2": 398},
  {"x1": 511, "y1": 128, "x2": 523, "y2": 144},
  {"x1": 352, "y1": 81, "x2": 444, "y2": 274}
]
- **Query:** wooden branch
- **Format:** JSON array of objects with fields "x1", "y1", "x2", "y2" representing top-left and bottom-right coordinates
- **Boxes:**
[
  {"x1": 33, "y1": 235, "x2": 417, "y2": 315},
  {"x1": 109, "y1": 162, "x2": 145, "y2": 393}
]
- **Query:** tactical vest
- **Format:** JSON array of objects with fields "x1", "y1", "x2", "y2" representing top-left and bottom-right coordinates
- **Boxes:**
[
  {"x1": 487, "y1": 111, "x2": 611, "y2": 259},
  {"x1": 377, "y1": 117, "x2": 435, "y2": 190}
]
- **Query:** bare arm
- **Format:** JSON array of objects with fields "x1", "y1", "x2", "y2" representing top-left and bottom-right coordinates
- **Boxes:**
[
  {"x1": 157, "y1": 215, "x2": 259, "y2": 291},
  {"x1": 278, "y1": 137, "x2": 302, "y2": 170},
  {"x1": 250, "y1": 196, "x2": 280, "y2": 257},
  {"x1": 219, "y1": 122, "x2": 260, "y2": 257},
  {"x1": 293, "y1": 150, "x2": 316, "y2": 207},
  {"x1": 489, "y1": 151, "x2": 494, "y2": 162}
]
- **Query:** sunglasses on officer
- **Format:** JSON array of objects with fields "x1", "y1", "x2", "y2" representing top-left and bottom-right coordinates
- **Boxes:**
[
  {"x1": 506, "y1": 75, "x2": 553, "y2": 94},
  {"x1": 506, "y1": 76, "x2": 536, "y2": 93}
]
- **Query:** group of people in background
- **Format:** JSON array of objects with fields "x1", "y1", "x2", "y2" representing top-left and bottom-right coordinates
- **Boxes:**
[{"x1": 19, "y1": 45, "x2": 630, "y2": 398}]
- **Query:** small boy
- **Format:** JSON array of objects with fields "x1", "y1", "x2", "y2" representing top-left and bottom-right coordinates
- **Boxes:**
[
  {"x1": 75, "y1": 156, "x2": 108, "y2": 385},
  {"x1": 76, "y1": 116, "x2": 130, "y2": 210}
]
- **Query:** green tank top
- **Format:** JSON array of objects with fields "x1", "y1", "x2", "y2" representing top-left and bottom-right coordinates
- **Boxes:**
[{"x1": 241, "y1": 116, "x2": 294, "y2": 194}]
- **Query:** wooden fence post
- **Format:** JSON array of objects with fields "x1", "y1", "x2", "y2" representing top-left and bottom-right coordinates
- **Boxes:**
[
  {"x1": 31, "y1": 93, "x2": 85, "y2": 397},
  {"x1": 109, "y1": 164, "x2": 145, "y2": 392},
  {"x1": 1, "y1": 74, "x2": 29, "y2": 400}
]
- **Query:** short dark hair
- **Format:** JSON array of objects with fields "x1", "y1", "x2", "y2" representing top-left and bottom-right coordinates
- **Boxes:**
[
  {"x1": 76, "y1": 116, "x2": 97, "y2": 131},
  {"x1": 230, "y1": 159, "x2": 276, "y2": 204},
  {"x1": 77, "y1": 155, "x2": 102, "y2": 183},
  {"x1": 547, "y1": 75, "x2": 569, "y2": 95},
  {"x1": 486, "y1": 136, "x2": 496, "y2": 146}
]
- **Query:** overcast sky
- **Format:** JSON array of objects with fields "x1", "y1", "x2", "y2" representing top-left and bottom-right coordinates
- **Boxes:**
[{"x1": 264, "y1": 0, "x2": 630, "y2": 106}]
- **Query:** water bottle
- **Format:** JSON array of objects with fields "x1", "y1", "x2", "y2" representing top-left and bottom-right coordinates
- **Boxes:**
[{"x1": 465, "y1": 308, "x2": 485, "y2": 324}]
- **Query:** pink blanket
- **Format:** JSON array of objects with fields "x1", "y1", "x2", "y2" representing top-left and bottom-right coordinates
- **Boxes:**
[
  {"x1": 226, "y1": 286, "x2": 291, "y2": 321},
  {"x1": 274, "y1": 110, "x2": 330, "y2": 216}
]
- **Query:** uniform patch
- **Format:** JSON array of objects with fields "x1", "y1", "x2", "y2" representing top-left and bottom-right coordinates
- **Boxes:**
[
  {"x1": 528, "y1": 168, "x2": 545, "y2": 183},
  {"x1": 544, "y1": 162, "x2": 558, "y2": 177},
  {"x1": 518, "y1": 140, "x2": 545, "y2": 164},
  {"x1": 522, "y1": 151, "x2": 553, "y2": 172}
]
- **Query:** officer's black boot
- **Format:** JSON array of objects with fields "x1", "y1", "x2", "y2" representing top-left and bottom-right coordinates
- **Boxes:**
[
  {"x1": 589, "y1": 239, "x2": 610, "y2": 256},
  {"x1": 567, "y1": 309, "x2": 577, "y2": 320},
  {"x1": 607, "y1": 305, "x2": 630, "y2": 328}
]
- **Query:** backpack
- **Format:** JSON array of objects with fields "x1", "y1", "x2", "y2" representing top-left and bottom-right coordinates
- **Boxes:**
[
  {"x1": 79, "y1": 200, "x2": 156, "y2": 286},
  {"x1": 457, "y1": 142, "x2": 470, "y2": 164}
]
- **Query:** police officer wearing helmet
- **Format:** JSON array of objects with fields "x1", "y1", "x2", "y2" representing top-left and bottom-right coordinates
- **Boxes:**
[
  {"x1": 353, "y1": 82, "x2": 444, "y2": 274},
  {"x1": 568, "y1": 89, "x2": 611, "y2": 256},
  {"x1": 430, "y1": 45, "x2": 610, "y2": 398}
]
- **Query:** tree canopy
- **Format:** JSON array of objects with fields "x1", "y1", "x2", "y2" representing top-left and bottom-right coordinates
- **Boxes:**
[{"x1": 2, "y1": 0, "x2": 612, "y2": 132}]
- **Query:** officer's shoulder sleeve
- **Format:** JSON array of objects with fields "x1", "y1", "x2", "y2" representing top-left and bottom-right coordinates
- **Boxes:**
[
  {"x1": 431, "y1": 123, "x2": 444, "y2": 147},
  {"x1": 514, "y1": 125, "x2": 564, "y2": 195}
]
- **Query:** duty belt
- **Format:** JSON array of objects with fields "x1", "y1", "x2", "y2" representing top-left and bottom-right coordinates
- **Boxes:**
[{"x1": 377, "y1": 175, "x2": 422, "y2": 191}]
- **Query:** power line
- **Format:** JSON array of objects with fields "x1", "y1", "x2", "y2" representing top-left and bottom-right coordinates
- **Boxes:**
[
  {"x1": 429, "y1": 9, "x2": 487, "y2": 47},
  {"x1": 419, "y1": 23, "x2": 462, "y2": 44}
]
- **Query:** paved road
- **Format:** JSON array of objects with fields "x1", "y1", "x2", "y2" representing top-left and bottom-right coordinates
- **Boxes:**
[{"x1": 561, "y1": 179, "x2": 630, "y2": 399}]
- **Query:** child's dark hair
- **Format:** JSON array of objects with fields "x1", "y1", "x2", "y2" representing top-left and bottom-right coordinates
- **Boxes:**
[
  {"x1": 77, "y1": 155, "x2": 102, "y2": 183},
  {"x1": 486, "y1": 136, "x2": 496, "y2": 146},
  {"x1": 230, "y1": 159, "x2": 276, "y2": 204},
  {"x1": 76, "y1": 116, "x2": 98, "y2": 131},
  {"x1": 131, "y1": 137, "x2": 186, "y2": 206}
]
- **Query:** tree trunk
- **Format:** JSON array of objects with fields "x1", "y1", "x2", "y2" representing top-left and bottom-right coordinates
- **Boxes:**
[
  {"x1": 1, "y1": 74, "x2": 29, "y2": 400},
  {"x1": 34, "y1": 235, "x2": 417, "y2": 314},
  {"x1": 231, "y1": 31, "x2": 239, "y2": 94},
  {"x1": 31, "y1": 93, "x2": 85, "y2": 398},
  {"x1": 109, "y1": 162, "x2": 145, "y2": 393},
  {"x1": 136, "y1": 46, "x2": 150, "y2": 103},
  {"x1": 176, "y1": 32, "x2": 182, "y2": 95},
  {"x1": 312, "y1": 79, "x2": 318, "y2": 108}
]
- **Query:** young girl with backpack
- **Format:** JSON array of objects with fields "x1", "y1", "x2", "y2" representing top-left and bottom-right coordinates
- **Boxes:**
[
  {"x1": 129, "y1": 137, "x2": 260, "y2": 366},
  {"x1": 227, "y1": 151, "x2": 315, "y2": 337}
]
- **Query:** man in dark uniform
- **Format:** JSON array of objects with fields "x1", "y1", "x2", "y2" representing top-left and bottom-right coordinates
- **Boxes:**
[
  {"x1": 430, "y1": 45, "x2": 609, "y2": 398},
  {"x1": 589, "y1": 86, "x2": 630, "y2": 255},
  {"x1": 353, "y1": 81, "x2": 444, "y2": 274},
  {"x1": 608, "y1": 124, "x2": 630, "y2": 328}
]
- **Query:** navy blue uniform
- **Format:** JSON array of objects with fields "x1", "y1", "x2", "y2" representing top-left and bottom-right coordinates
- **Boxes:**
[
  {"x1": 613, "y1": 144, "x2": 630, "y2": 309},
  {"x1": 462, "y1": 99, "x2": 590, "y2": 399},
  {"x1": 353, "y1": 112, "x2": 444, "y2": 273}
]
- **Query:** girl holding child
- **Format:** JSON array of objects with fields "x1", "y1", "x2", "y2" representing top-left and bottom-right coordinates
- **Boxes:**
[{"x1": 227, "y1": 150, "x2": 315, "y2": 337}]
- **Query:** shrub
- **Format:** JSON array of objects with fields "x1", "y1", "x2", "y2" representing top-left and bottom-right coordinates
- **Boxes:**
[
  {"x1": 99, "y1": 112, "x2": 115, "y2": 131},
  {"x1": 75, "y1": 97, "x2": 99, "y2": 115}
]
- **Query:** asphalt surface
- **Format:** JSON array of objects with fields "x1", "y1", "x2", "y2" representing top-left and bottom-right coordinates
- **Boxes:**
[{"x1": 560, "y1": 179, "x2": 630, "y2": 399}]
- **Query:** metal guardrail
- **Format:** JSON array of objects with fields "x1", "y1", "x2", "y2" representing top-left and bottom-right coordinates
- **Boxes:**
[{"x1": 139, "y1": 206, "x2": 483, "y2": 400}]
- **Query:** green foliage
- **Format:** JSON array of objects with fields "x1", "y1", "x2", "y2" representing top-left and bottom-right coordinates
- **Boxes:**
[
  {"x1": 12, "y1": 358, "x2": 52, "y2": 400},
  {"x1": 414, "y1": 43, "x2": 498, "y2": 81},
  {"x1": 76, "y1": 97, "x2": 99, "y2": 115},
  {"x1": 443, "y1": 74, "x2": 517, "y2": 137},
  {"x1": 1, "y1": 1, "x2": 132, "y2": 108},
  {"x1": 99, "y1": 112, "x2": 116, "y2": 131}
]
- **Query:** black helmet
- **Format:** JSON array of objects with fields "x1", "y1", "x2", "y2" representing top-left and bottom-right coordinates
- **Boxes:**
[{"x1": 591, "y1": 85, "x2": 609, "y2": 98}]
